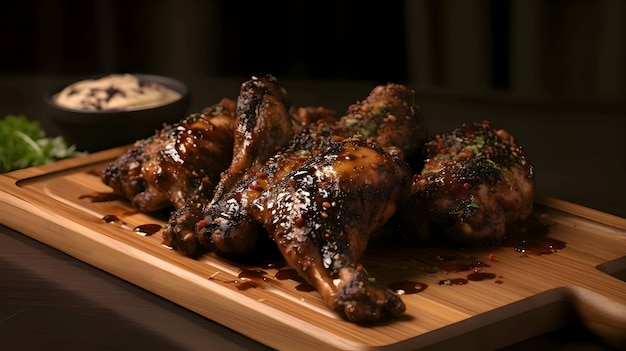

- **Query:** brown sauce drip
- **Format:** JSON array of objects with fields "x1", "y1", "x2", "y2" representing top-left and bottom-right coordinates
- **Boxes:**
[
  {"x1": 80, "y1": 192, "x2": 122, "y2": 202},
  {"x1": 295, "y1": 283, "x2": 316, "y2": 292},
  {"x1": 275, "y1": 269, "x2": 315, "y2": 292},
  {"x1": 388, "y1": 280, "x2": 428, "y2": 295},
  {"x1": 102, "y1": 214, "x2": 128, "y2": 229},
  {"x1": 467, "y1": 272, "x2": 496, "y2": 281},
  {"x1": 238, "y1": 269, "x2": 269, "y2": 282},
  {"x1": 275, "y1": 268, "x2": 303, "y2": 282},
  {"x1": 438, "y1": 258, "x2": 488, "y2": 272},
  {"x1": 235, "y1": 280, "x2": 259, "y2": 291},
  {"x1": 133, "y1": 223, "x2": 162, "y2": 236},
  {"x1": 413, "y1": 251, "x2": 489, "y2": 273},
  {"x1": 513, "y1": 238, "x2": 566, "y2": 255},
  {"x1": 438, "y1": 278, "x2": 469, "y2": 285},
  {"x1": 228, "y1": 270, "x2": 271, "y2": 291},
  {"x1": 102, "y1": 214, "x2": 121, "y2": 223}
]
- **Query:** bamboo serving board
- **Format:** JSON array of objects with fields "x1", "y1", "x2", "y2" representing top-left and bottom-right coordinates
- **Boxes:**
[{"x1": 1, "y1": 147, "x2": 625, "y2": 350}]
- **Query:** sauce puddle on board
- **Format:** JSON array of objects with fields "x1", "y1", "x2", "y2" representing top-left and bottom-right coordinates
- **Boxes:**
[
  {"x1": 133, "y1": 223, "x2": 162, "y2": 236},
  {"x1": 89, "y1": 193, "x2": 568, "y2": 297},
  {"x1": 388, "y1": 281, "x2": 428, "y2": 295}
]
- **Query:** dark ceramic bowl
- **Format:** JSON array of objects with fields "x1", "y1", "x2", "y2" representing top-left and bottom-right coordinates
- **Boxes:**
[{"x1": 45, "y1": 74, "x2": 190, "y2": 152}]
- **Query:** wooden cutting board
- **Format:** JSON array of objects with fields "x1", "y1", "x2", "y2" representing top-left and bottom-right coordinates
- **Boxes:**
[{"x1": 1, "y1": 147, "x2": 625, "y2": 350}]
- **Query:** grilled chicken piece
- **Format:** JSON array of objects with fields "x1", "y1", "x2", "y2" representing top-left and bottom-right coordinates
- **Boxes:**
[
  {"x1": 333, "y1": 83, "x2": 427, "y2": 160},
  {"x1": 215, "y1": 75, "x2": 296, "y2": 195},
  {"x1": 198, "y1": 119, "x2": 338, "y2": 255},
  {"x1": 166, "y1": 75, "x2": 300, "y2": 256},
  {"x1": 406, "y1": 121, "x2": 534, "y2": 245},
  {"x1": 101, "y1": 98, "x2": 237, "y2": 213},
  {"x1": 103, "y1": 75, "x2": 427, "y2": 323},
  {"x1": 250, "y1": 138, "x2": 410, "y2": 322},
  {"x1": 198, "y1": 80, "x2": 424, "y2": 322},
  {"x1": 198, "y1": 80, "x2": 426, "y2": 257}
]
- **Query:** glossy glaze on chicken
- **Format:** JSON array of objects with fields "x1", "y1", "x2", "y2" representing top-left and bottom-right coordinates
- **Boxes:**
[
  {"x1": 406, "y1": 121, "x2": 535, "y2": 245},
  {"x1": 101, "y1": 99, "x2": 237, "y2": 213},
  {"x1": 100, "y1": 75, "x2": 535, "y2": 324},
  {"x1": 192, "y1": 75, "x2": 424, "y2": 322},
  {"x1": 250, "y1": 138, "x2": 410, "y2": 322}
]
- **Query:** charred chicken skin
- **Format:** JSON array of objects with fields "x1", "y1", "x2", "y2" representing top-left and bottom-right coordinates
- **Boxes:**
[
  {"x1": 407, "y1": 121, "x2": 535, "y2": 245},
  {"x1": 165, "y1": 75, "x2": 301, "y2": 257},
  {"x1": 101, "y1": 74, "x2": 537, "y2": 324},
  {"x1": 333, "y1": 82, "x2": 427, "y2": 159},
  {"x1": 197, "y1": 121, "x2": 336, "y2": 256},
  {"x1": 100, "y1": 99, "x2": 237, "y2": 213},
  {"x1": 194, "y1": 77, "x2": 424, "y2": 322},
  {"x1": 250, "y1": 138, "x2": 410, "y2": 322}
]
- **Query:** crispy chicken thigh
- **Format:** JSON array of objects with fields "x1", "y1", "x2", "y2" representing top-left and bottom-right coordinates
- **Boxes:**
[
  {"x1": 101, "y1": 99, "x2": 237, "y2": 213},
  {"x1": 250, "y1": 138, "x2": 410, "y2": 322},
  {"x1": 406, "y1": 121, "x2": 535, "y2": 245},
  {"x1": 333, "y1": 82, "x2": 427, "y2": 159}
]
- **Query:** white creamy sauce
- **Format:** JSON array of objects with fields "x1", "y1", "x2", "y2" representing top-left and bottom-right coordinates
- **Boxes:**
[{"x1": 53, "y1": 74, "x2": 181, "y2": 111}]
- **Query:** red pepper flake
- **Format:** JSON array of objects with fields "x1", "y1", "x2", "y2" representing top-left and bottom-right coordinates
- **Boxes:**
[
  {"x1": 248, "y1": 182, "x2": 263, "y2": 191},
  {"x1": 488, "y1": 253, "x2": 496, "y2": 262},
  {"x1": 462, "y1": 182, "x2": 471, "y2": 189},
  {"x1": 257, "y1": 172, "x2": 268, "y2": 179},
  {"x1": 485, "y1": 146, "x2": 493, "y2": 155},
  {"x1": 294, "y1": 216, "x2": 305, "y2": 227},
  {"x1": 482, "y1": 120, "x2": 490, "y2": 126},
  {"x1": 288, "y1": 178, "x2": 297, "y2": 188}
]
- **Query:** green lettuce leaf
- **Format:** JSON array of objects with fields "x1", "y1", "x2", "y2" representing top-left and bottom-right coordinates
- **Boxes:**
[{"x1": 0, "y1": 115, "x2": 87, "y2": 173}]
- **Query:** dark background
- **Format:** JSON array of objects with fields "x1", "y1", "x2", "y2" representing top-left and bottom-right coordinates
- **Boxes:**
[
  {"x1": 1, "y1": 0, "x2": 624, "y2": 104},
  {"x1": 0, "y1": 0, "x2": 409, "y2": 82},
  {"x1": 0, "y1": 0, "x2": 624, "y2": 217}
]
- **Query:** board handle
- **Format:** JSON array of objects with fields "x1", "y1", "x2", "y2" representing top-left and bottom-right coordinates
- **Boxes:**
[{"x1": 568, "y1": 286, "x2": 626, "y2": 350}]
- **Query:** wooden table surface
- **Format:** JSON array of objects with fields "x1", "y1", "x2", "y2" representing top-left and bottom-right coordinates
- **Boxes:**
[{"x1": 0, "y1": 74, "x2": 623, "y2": 350}]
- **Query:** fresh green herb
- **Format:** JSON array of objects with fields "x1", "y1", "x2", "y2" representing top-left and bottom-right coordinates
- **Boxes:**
[
  {"x1": 486, "y1": 158, "x2": 502, "y2": 171},
  {"x1": 0, "y1": 114, "x2": 87, "y2": 173},
  {"x1": 361, "y1": 267, "x2": 376, "y2": 283},
  {"x1": 344, "y1": 118, "x2": 359, "y2": 127},
  {"x1": 449, "y1": 202, "x2": 480, "y2": 216}
]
